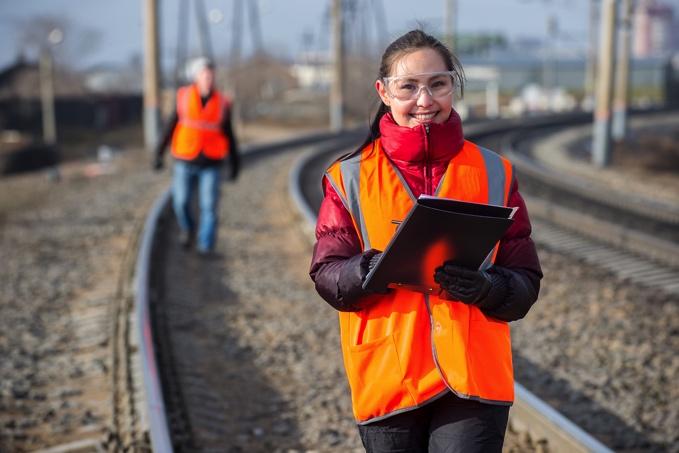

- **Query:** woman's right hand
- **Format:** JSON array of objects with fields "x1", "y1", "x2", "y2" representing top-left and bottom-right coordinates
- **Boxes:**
[{"x1": 337, "y1": 249, "x2": 384, "y2": 304}]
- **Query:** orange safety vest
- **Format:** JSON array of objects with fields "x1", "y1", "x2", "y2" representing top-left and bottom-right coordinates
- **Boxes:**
[
  {"x1": 325, "y1": 138, "x2": 515, "y2": 424},
  {"x1": 171, "y1": 85, "x2": 230, "y2": 161}
]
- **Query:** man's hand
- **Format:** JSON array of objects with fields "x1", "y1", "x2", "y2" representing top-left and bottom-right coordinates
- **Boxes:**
[{"x1": 152, "y1": 154, "x2": 164, "y2": 172}]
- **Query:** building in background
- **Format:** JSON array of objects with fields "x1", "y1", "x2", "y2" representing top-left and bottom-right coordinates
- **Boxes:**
[{"x1": 634, "y1": 0, "x2": 676, "y2": 57}]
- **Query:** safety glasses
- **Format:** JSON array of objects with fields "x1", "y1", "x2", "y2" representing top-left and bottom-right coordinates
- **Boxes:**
[{"x1": 382, "y1": 71, "x2": 456, "y2": 101}]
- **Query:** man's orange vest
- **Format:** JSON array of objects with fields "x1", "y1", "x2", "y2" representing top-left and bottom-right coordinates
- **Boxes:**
[
  {"x1": 171, "y1": 85, "x2": 230, "y2": 161},
  {"x1": 325, "y1": 138, "x2": 514, "y2": 424}
]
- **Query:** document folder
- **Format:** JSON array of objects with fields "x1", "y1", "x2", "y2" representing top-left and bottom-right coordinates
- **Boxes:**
[{"x1": 362, "y1": 195, "x2": 517, "y2": 294}]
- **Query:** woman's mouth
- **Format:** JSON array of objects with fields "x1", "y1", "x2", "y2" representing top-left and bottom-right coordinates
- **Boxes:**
[{"x1": 411, "y1": 111, "x2": 438, "y2": 122}]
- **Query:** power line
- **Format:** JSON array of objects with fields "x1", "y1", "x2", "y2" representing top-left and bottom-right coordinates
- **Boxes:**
[
  {"x1": 247, "y1": 0, "x2": 264, "y2": 53},
  {"x1": 194, "y1": 0, "x2": 214, "y2": 61},
  {"x1": 230, "y1": 0, "x2": 243, "y2": 64},
  {"x1": 175, "y1": 0, "x2": 190, "y2": 87}
]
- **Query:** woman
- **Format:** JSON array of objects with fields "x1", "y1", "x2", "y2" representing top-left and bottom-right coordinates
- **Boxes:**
[{"x1": 310, "y1": 30, "x2": 542, "y2": 452}]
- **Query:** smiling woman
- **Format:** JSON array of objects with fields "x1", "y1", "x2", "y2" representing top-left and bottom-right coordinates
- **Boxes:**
[
  {"x1": 376, "y1": 49, "x2": 458, "y2": 128},
  {"x1": 310, "y1": 29, "x2": 542, "y2": 453}
]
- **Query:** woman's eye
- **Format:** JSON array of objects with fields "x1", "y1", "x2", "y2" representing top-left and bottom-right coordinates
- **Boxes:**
[
  {"x1": 431, "y1": 80, "x2": 446, "y2": 88},
  {"x1": 399, "y1": 83, "x2": 416, "y2": 91}
]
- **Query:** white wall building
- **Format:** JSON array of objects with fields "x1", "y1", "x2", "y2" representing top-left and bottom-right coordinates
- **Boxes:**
[{"x1": 634, "y1": 0, "x2": 676, "y2": 57}]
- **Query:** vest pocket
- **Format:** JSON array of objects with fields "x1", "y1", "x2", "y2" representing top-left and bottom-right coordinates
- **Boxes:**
[{"x1": 347, "y1": 334, "x2": 410, "y2": 413}]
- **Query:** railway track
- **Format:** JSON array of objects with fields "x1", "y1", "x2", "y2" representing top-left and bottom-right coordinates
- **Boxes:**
[
  {"x1": 289, "y1": 112, "x2": 679, "y2": 452},
  {"x1": 135, "y1": 130, "x2": 365, "y2": 451},
  {"x1": 502, "y1": 130, "x2": 679, "y2": 296},
  {"x1": 136, "y1": 112, "x2": 677, "y2": 451},
  {"x1": 0, "y1": 149, "x2": 167, "y2": 452}
]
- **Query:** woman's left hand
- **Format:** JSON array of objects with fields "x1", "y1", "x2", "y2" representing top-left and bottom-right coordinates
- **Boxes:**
[{"x1": 434, "y1": 263, "x2": 492, "y2": 304}]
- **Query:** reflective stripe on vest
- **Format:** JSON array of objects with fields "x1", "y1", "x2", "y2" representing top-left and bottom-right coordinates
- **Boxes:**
[
  {"x1": 171, "y1": 85, "x2": 230, "y2": 161},
  {"x1": 325, "y1": 138, "x2": 514, "y2": 424}
]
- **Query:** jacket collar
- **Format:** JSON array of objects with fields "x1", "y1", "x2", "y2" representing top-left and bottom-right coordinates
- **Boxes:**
[{"x1": 378, "y1": 110, "x2": 464, "y2": 163}]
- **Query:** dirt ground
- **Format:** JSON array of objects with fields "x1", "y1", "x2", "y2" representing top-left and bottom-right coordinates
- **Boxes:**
[
  {"x1": 613, "y1": 127, "x2": 679, "y2": 176},
  {"x1": 534, "y1": 115, "x2": 679, "y2": 208}
]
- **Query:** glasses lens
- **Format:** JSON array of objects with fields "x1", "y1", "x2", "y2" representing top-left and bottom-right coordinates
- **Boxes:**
[{"x1": 386, "y1": 72, "x2": 454, "y2": 101}]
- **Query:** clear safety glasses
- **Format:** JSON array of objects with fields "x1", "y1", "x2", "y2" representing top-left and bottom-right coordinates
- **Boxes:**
[{"x1": 382, "y1": 71, "x2": 456, "y2": 101}]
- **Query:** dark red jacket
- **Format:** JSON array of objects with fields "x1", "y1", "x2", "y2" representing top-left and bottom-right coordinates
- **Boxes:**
[{"x1": 310, "y1": 111, "x2": 542, "y2": 321}]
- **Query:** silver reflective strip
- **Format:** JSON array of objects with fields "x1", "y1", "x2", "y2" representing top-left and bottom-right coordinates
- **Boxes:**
[
  {"x1": 479, "y1": 249, "x2": 494, "y2": 270},
  {"x1": 478, "y1": 146, "x2": 506, "y2": 206},
  {"x1": 340, "y1": 155, "x2": 371, "y2": 251},
  {"x1": 387, "y1": 159, "x2": 417, "y2": 202},
  {"x1": 177, "y1": 119, "x2": 221, "y2": 131},
  {"x1": 357, "y1": 389, "x2": 450, "y2": 425},
  {"x1": 324, "y1": 171, "x2": 350, "y2": 213},
  {"x1": 178, "y1": 88, "x2": 223, "y2": 127},
  {"x1": 434, "y1": 174, "x2": 446, "y2": 197},
  {"x1": 478, "y1": 146, "x2": 508, "y2": 270}
]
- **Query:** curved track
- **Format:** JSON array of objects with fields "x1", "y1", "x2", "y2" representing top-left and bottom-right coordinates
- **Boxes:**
[
  {"x1": 136, "y1": 111, "x2": 678, "y2": 451},
  {"x1": 289, "y1": 117, "x2": 616, "y2": 453},
  {"x1": 135, "y1": 130, "x2": 364, "y2": 451}
]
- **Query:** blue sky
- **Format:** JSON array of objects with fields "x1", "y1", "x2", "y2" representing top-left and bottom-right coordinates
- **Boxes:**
[{"x1": 0, "y1": 0, "x2": 654, "y2": 69}]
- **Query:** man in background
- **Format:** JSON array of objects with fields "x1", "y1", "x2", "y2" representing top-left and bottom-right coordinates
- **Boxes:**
[{"x1": 154, "y1": 57, "x2": 240, "y2": 255}]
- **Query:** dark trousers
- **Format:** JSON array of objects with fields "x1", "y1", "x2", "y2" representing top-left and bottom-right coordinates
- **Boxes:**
[{"x1": 358, "y1": 392, "x2": 509, "y2": 453}]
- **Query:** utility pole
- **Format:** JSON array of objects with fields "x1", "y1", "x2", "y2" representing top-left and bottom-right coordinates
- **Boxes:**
[
  {"x1": 39, "y1": 48, "x2": 57, "y2": 146},
  {"x1": 175, "y1": 0, "x2": 190, "y2": 87},
  {"x1": 543, "y1": 15, "x2": 559, "y2": 96},
  {"x1": 444, "y1": 0, "x2": 457, "y2": 52},
  {"x1": 247, "y1": 0, "x2": 264, "y2": 53},
  {"x1": 612, "y1": 0, "x2": 632, "y2": 141},
  {"x1": 584, "y1": 0, "x2": 599, "y2": 108},
  {"x1": 592, "y1": 0, "x2": 617, "y2": 167},
  {"x1": 370, "y1": 0, "x2": 388, "y2": 53},
  {"x1": 330, "y1": 0, "x2": 344, "y2": 131},
  {"x1": 39, "y1": 28, "x2": 63, "y2": 146},
  {"x1": 143, "y1": 0, "x2": 161, "y2": 151}
]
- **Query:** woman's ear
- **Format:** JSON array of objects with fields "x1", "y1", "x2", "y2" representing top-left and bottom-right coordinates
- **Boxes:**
[{"x1": 375, "y1": 79, "x2": 391, "y2": 107}]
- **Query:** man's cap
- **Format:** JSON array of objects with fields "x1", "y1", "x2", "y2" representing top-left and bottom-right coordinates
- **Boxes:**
[{"x1": 187, "y1": 57, "x2": 215, "y2": 80}]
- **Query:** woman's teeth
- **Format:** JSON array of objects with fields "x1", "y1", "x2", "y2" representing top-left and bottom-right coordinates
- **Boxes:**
[{"x1": 412, "y1": 112, "x2": 436, "y2": 121}]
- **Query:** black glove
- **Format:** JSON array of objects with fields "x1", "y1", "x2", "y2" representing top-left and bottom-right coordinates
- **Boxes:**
[
  {"x1": 230, "y1": 163, "x2": 239, "y2": 181},
  {"x1": 152, "y1": 153, "x2": 164, "y2": 171},
  {"x1": 337, "y1": 249, "x2": 383, "y2": 304},
  {"x1": 435, "y1": 262, "x2": 502, "y2": 306}
]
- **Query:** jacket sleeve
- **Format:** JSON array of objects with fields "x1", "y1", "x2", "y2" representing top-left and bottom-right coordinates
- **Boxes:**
[
  {"x1": 221, "y1": 107, "x2": 240, "y2": 176},
  {"x1": 154, "y1": 110, "x2": 178, "y2": 158},
  {"x1": 482, "y1": 177, "x2": 543, "y2": 322},
  {"x1": 309, "y1": 176, "x2": 373, "y2": 312}
]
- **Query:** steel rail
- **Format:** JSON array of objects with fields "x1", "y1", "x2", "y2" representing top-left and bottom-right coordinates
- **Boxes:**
[
  {"x1": 135, "y1": 129, "x2": 365, "y2": 451},
  {"x1": 135, "y1": 188, "x2": 173, "y2": 452}
]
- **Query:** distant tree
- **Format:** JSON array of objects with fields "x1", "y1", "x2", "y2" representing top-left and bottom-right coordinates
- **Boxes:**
[
  {"x1": 449, "y1": 33, "x2": 509, "y2": 56},
  {"x1": 15, "y1": 15, "x2": 101, "y2": 69}
]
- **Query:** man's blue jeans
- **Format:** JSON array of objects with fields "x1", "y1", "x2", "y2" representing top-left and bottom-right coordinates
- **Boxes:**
[{"x1": 171, "y1": 160, "x2": 221, "y2": 252}]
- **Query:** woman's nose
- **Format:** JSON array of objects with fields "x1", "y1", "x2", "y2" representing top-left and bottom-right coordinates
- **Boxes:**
[{"x1": 416, "y1": 87, "x2": 434, "y2": 107}]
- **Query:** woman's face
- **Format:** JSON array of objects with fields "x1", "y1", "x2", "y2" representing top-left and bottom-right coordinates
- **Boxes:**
[{"x1": 375, "y1": 48, "x2": 454, "y2": 128}]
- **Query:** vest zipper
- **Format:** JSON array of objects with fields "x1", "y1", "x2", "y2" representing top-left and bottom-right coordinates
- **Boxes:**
[{"x1": 423, "y1": 124, "x2": 432, "y2": 195}]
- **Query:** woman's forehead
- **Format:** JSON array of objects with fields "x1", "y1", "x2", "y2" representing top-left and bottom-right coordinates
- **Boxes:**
[{"x1": 390, "y1": 48, "x2": 447, "y2": 77}]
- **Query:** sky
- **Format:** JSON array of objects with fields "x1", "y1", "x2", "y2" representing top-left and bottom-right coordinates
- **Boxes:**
[{"x1": 0, "y1": 0, "x2": 673, "y2": 70}]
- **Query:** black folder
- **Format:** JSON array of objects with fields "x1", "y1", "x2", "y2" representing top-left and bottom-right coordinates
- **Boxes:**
[{"x1": 362, "y1": 195, "x2": 517, "y2": 294}]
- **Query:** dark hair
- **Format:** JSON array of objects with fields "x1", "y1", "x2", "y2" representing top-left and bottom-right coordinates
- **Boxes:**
[{"x1": 356, "y1": 29, "x2": 465, "y2": 152}]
